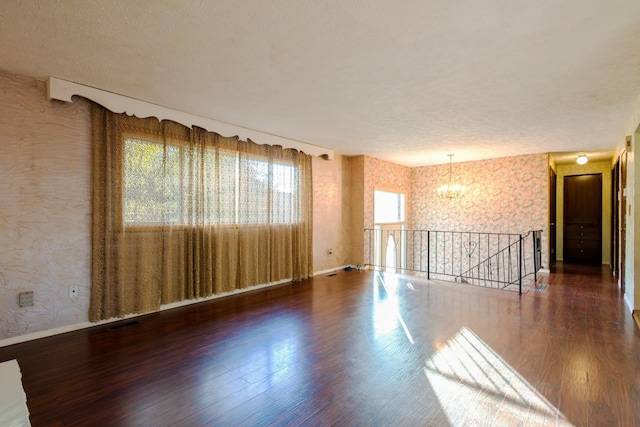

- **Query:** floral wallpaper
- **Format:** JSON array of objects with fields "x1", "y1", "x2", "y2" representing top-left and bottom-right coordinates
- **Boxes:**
[
  {"x1": 360, "y1": 153, "x2": 549, "y2": 275},
  {"x1": 409, "y1": 153, "x2": 549, "y2": 267},
  {"x1": 362, "y1": 156, "x2": 412, "y2": 264},
  {"x1": 363, "y1": 156, "x2": 412, "y2": 229}
]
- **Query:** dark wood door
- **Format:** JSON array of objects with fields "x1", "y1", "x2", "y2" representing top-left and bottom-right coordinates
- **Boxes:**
[
  {"x1": 549, "y1": 167, "x2": 557, "y2": 264},
  {"x1": 564, "y1": 174, "x2": 602, "y2": 264}
]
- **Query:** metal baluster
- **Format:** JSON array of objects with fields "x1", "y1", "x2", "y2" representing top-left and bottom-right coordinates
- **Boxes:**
[
  {"x1": 518, "y1": 235, "x2": 523, "y2": 295},
  {"x1": 426, "y1": 230, "x2": 430, "y2": 279}
]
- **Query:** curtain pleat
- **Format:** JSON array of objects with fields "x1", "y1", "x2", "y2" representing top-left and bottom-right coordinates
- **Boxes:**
[{"x1": 90, "y1": 104, "x2": 313, "y2": 322}]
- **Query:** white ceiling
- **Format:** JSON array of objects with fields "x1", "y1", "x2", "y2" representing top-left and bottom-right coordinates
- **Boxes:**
[{"x1": 1, "y1": 0, "x2": 639, "y2": 166}]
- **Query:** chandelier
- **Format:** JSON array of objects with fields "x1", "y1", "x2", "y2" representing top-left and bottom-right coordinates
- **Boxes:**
[{"x1": 437, "y1": 154, "x2": 465, "y2": 199}]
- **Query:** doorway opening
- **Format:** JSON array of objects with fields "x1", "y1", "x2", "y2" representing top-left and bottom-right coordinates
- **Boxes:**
[{"x1": 563, "y1": 174, "x2": 602, "y2": 264}]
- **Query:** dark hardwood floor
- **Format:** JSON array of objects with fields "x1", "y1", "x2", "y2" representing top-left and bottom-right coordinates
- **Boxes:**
[{"x1": 1, "y1": 263, "x2": 639, "y2": 426}]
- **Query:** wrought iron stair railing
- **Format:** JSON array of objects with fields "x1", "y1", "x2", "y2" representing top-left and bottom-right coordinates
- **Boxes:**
[{"x1": 364, "y1": 228, "x2": 542, "y2": 295}]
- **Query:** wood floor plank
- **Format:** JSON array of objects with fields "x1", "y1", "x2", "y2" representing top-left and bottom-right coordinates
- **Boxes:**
[{"x1": 0, "y1": 263, "x2": 639, "y2": 426}]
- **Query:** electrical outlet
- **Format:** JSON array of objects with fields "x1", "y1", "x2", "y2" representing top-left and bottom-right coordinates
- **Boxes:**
[
  {"x1": 18, "y1": 291, "x2": 34, "y2": 307},
  {"x1": 69, "y1": 286, "x2": 78, "y2": 299}
]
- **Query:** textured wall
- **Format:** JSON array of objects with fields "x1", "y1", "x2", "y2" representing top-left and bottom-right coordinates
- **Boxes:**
[
  {"x1": 0, "y1": 69, "x2": 358, "y2": 341},
  {"x1": 410, "y1": 153, "x2": 549, "y2": 267},
  {"x1": 349, "y1": 156, "x2": 365, "y2": 265},
  {"x1": 556, "y1": 161, "x2": 612, "y2": 263},
  {"x1": 0, "y1": 71, "x2": 92, "y2": 339},
  {"x1": 312, "y1": 154, "x2": 351, "y2": 272}
]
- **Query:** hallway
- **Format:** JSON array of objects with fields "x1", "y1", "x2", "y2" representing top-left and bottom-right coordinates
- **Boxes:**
[
  {"x1": 0, "y1": 264, "x2": 638, "y2": 426},
  {"x1": 516, "y1": 263, "x2": 639, "y2": 425}
]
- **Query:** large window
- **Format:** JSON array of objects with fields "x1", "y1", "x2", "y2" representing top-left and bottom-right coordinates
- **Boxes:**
[
  {"x1": 91, "y1": 105, "x2": 313, "y2": 321},
  {"x1": 123, "y1": 137, "x2": 300, "y2": 227}
]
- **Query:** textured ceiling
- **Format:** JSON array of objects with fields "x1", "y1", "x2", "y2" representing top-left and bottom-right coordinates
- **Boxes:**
[{"x1": 1, "y1": 0, "x2": 639, "y2": 166}]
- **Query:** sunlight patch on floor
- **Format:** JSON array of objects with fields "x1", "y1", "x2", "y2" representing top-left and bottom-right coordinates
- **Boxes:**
[
  {"x1": 373, "y1": 272, "x2": 415, "y2": 344},
  {"x1": 424, "y1": 327, "x2": 572, "y2": 427}
]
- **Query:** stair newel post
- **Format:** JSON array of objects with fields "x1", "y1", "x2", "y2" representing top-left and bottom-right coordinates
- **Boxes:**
[{"x1": 532, "y1": 231, "x2": 538, "y2": 283}]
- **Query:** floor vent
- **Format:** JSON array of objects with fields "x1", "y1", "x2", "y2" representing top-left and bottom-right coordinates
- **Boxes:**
[{"x1": 108, "y1": 321, "x2": 140, "y2": 331}]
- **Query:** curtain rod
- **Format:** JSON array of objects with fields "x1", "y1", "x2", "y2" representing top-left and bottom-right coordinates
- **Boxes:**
[{"x1": 46, "y1": 77, "x2": 334, "y2": 160}]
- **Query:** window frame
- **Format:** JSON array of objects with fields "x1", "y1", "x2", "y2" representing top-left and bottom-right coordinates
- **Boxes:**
[{"x1": 120, "y1": 132, "x2": 302, "y2": 231}]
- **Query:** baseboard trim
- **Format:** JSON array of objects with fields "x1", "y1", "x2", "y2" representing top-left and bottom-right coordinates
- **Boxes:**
[
  {"x1": 0, "y1": 322, "x2": 99, "y2": 348},
  {"x1": 313, "y1": 265, "x2": 354, "y2": 276},
  {"x1": 624, "y1": 293, "x2": 634, "y2": 315},
  {"x1": 0, "y1": 274, "x2": 320, "y2": 348},
  {"x1": 633, "y1": 310, "x2": 640, "y2": 331}
]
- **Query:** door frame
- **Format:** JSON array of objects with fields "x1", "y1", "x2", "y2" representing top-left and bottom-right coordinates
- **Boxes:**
[
  {"x1": 549, "y1": 167, "x2": 557, "y2": 265},
  {"x1": 612, "y1": 159, "x2": 620, "y2": 276},
  {"x1": 620, "y1": 152, "x2": 628, "y2": 292}
]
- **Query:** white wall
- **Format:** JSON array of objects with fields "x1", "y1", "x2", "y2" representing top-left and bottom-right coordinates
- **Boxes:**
[
  {"x1": 631, "y1": 128, "x2": 639, "y2": 312},
  {"x1": 614, "y1": 94, "x2": 640, "y2": 314}
]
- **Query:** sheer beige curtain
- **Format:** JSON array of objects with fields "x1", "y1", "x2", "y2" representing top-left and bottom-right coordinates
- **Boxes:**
[{"x1": 91, "y1": 104, "x2": 312, "y2": 322}]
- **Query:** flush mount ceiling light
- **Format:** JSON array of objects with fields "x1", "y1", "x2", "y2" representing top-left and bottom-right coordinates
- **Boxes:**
[
  {"x1": 437, "y1": 154, "x2": 465, "y2": 199},
  {"x1": 576, "y1": 154, "x2": 588, "y2": 165}
]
